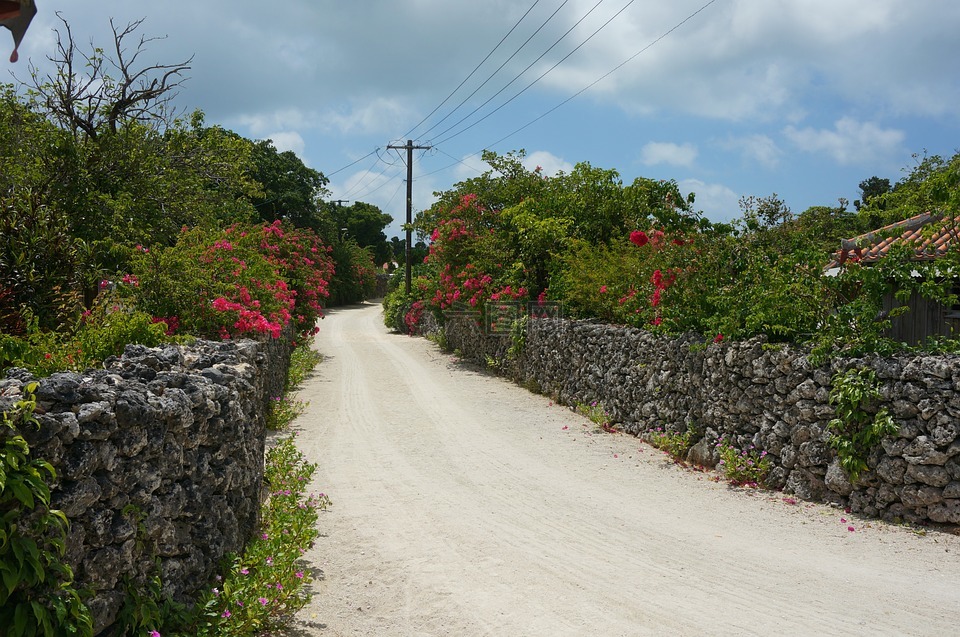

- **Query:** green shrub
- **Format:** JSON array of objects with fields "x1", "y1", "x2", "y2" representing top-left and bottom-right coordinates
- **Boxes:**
[
  {"x1": 0, "y1": 383, "x2": 93, "y2": 636},
  {"x1": 827, "y1": 368, "x2": 898, "y2": 481}
]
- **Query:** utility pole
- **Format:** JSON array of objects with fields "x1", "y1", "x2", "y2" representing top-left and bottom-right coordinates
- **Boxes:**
[
  {"x1": 387, "y1": 140, "x2": 431, "y2": 294},
  {"x1": 332, "y1": 199, "x2": 350, "y2": 207}
]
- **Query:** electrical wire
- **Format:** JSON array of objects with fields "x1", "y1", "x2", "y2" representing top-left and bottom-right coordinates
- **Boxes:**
[
  {"x1": 400, "y1": 0, "x2": 544, "y2": 141},
  {"x1": 426, "y1": 0, "x2": 718, "y2": 174},
  {"x1": 414, "y1": 0, "x2": 573, "y2": 142},
  {"x1": 339, "y1": 149, "x2": 402, "y2": 200},
  {"x1": 433, "y1": 0, "x2": 635, "y2": 146},
  {"x1": 485, "y1": 0, "x2": 719, "y2": 151},
  {"x1": 325, "y1": 148, "x2": 379, "y2": 178}
]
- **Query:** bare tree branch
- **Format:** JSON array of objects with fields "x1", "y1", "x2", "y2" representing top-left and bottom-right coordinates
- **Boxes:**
[{"x1": 26, "y1": 13, "x2": 192, "y2": 138}]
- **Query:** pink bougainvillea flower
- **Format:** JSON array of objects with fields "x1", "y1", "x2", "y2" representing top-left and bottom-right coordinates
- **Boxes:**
[
  {"x1": 847, "y1": 526, "x2": 856, "y2": 532},
  {"x1": 599, "y1": 285, "x2": 608, "y2": 294},
  {"x1": 713, "y1": 333, "x2": 724, "y2": 343},
  {"x1": 629, "y1": 230, "x2": 649, "y2": 247}
]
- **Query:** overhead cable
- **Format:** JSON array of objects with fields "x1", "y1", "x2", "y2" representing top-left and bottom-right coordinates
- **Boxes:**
[{"x1": 400, "y1": 0, "x2": 544, "y2": 141}]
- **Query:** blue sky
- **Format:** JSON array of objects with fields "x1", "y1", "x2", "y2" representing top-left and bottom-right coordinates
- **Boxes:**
[{"x1": 8, "y1": 1, "x2": 960, "y2": 239}]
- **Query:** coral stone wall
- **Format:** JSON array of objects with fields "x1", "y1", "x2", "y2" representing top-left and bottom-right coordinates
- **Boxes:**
[
  {"x1": 0, "y1": 333, "x2": 292, "y2": 635},
  {"x1": 444, "y1": 316, "x2": 960, "y2": 527}
]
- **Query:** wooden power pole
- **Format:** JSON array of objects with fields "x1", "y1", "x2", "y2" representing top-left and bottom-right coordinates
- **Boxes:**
[{"x1": 387, "y1": 139, "x2": 431, "y2": 294}]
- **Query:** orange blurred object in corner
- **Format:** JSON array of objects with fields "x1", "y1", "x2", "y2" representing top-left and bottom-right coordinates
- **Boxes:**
[{"x1": 0, "y1": 0, "x2": 37, "y2": 63}]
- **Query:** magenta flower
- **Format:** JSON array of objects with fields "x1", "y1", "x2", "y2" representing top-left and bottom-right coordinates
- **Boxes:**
[
  {"x1": 221, "y1": 610, "x2": 231, "y2": 618},
  {"x1": 259, "y1": 597, "x2": 269, "y2": 606},
  {"x1": 296, "y1": 571, "x2": 304, "y2": 579}
]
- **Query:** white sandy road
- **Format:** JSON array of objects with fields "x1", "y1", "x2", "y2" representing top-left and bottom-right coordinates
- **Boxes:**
[{"x1": 282, "y1": 302, "x2": 960, "y2": 637}]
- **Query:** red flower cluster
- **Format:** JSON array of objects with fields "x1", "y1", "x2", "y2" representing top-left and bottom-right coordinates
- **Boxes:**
[
  {"x1": 629, "y1": 230, "x2": 649, "y2": 247},
  {"x1": 151, "y1": 315, "x2": 180, "y2": 336}
]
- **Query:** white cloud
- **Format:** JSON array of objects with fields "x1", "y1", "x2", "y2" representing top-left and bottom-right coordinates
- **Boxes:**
[
  {"x1": 265, "y1": 131, "x2": 306, "y2": 157},
  {"x1": 723, "y1": 134, "x2": 783, "y2": 168},
  {"x1": 784, "y1": 117, "x2": 905, "y2": 165},
  {"x1": 523, "y1": 150, "x2": 574, "y2": 176},
  {"x1": 679, "y1": 179, "x2": 740, "y2": 223},
  {"x1": 452, "y1": 153, "x2": 488, "y2": 183},
  {"x1": 233, "y1": 109, "x2": 313, "y2": 137},
  {"x1": 639, "y1": 142, "x2": 697, "y2": 168},
  {"x1": 322, "y1": 98, "x2": 415, "y2": 136}
]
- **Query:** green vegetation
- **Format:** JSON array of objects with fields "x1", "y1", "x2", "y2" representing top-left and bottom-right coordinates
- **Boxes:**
[
  {"x1": 0, "y1": 17, "x2": 347, "y2": 637},
  {"x1": 575, "y1": 400, "x2": 617, "y2": 433},
  {"x1": 827, "y1": 368, "x2": 899, "y2": 482},
  {"x1": 716, "y1": 440, "x2": 773, "y2": 487},
  {"x1": 0, "y1": 384, "x2": 92, "y2": 637},
  {"x1": 384, "y1": 148, "x2": 960, "y2": 361},
  {"x1": 648, "y1": 426, "x2": 695, "y2": 462}
]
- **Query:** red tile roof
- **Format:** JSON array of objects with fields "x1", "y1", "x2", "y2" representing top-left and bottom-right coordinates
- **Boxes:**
[{"x1": 829, "y1": 213, "x2": 960, "y2": 268}]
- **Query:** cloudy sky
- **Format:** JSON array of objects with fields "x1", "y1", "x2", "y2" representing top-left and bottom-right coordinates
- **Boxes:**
[{"x1": 7, "y1": 1, "x2": 959, "y2": 238}]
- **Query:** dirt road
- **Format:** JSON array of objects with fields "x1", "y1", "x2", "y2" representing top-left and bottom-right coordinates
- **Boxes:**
[{"x1": 285, "y1": 302, "x2": 960, "y2": 636}]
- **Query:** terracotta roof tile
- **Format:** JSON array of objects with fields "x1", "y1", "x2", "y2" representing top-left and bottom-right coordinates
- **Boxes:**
[{"x1": 829, "y1": 213, "x2": 960, "y2": 268}]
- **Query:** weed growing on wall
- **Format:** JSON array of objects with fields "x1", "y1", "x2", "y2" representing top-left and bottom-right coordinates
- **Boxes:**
[
  {"x1": 827, "y1": 368, "x2": 898, "y2": 482},
  {"x1": 268, "y1": 339, "x2": 321, "y2": 431},
  {"x1": 266, "y1": 396, "x2": 306, "y2": 431},
  {"x1": 286, "y1": 339, "x2": 322, "y2": 392}
]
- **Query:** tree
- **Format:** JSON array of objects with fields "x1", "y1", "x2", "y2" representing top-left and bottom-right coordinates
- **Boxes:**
[
  {"x1": 249, "y1": 139, "x2": 334, "y2": 237},
  {"x1": 854, "y1": 176, "x2": 891, "y2": 211},
  {"x1": 19, "y1": 17, "x2": 260, "y2": 269},
  {"x1": 26, "y1": 15, "x2": 192, "y2": 139},
  {"x1": 331, "y1": 201, "x2": 393, "y2": 266}
]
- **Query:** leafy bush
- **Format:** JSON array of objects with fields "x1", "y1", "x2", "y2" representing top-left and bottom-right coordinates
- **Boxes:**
[
  {"x1": 128, "y1": 221, "x2": 333, "y2": 341},
  {"x1": 827, "y1": 368, "x2": 898, "y2": 481},
  {"x1": 327, "y1": 240, "x2": 378, "y2": 306},
  {"x1": 0, "y1": 384, "x2": 93, "y2": 637},
  {"x1": 0, "y1": 294, "x2": 169, "y2": 377},
  {"x1": 383, "y1": 286, "x2": 428, "y2": 333}
]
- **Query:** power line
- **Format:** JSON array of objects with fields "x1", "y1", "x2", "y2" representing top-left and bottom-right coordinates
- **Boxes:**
[
  {"x1": 428, "y1": 0, "x2": 634, "y2": 144},
  {"x1": 339, "y1": 149, "x2": 402, "y2": 200},
  {"x1": 325, "y1": 148, "x2": 379, "y2": 178},
  {"x1": 400, "y1": 0, "x2": 544, "y2": 141},
  {"x1": 434, "y1": 0, "x2": 635, "y2": 146},
  {"x1": 430, "y1": 0, "x2": 719, "y2": 170},
  {"x1": 414, "y1": 0, "x2": 573, "y2": 141}
]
